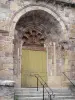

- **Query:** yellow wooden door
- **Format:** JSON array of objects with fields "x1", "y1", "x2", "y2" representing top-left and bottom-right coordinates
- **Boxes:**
[{"x1": 21, "y1": 49, "x2": 47, "y2": 87}]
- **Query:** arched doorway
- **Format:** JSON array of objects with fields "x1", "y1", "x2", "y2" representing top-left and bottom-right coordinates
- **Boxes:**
[{"x1": 10, "y1": 4, "x2": 67, "y2": 87}]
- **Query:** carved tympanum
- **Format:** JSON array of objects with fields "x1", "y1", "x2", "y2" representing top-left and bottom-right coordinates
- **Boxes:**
[{"x1": 22, "y1": 29, "x2": 46, "y2": 47}]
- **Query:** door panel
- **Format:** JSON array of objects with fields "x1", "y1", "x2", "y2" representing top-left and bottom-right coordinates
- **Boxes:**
[{"x1": 21, "y1": 49, "x2": 47, "y2": 87}]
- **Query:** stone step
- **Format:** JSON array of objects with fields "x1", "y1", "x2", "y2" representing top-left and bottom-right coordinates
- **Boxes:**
[
  {"x1": 15, "y1": 88, "x2": 72, "y2": 94},
  {"x1": 15, "y1": 95, "x2": 49, "y2": 100},
  {"x1": 15, "y1": 88, "x2": 75, "y2": 100},
  {"x1": 15, "y1": 93, "x2": 74, "y2": 96},
  {"x1": 15, "y1": 95, "x2": 75, "y2": 100},
  {"x1": 15, "y1": 94, "x2": 48, "y2": 97},
  {"x1": 15, "y1": 94, "x2": 75, "y2": 98},
  {"x1": 15, "y1": 88, "x2": 72, "y2": 91},
  {"x1": 16, "y1": 97, "x2": 48, "y2": 100},
  {"x1": 15, "y1": 90, "x2": 72, "y2": 96},
  {"x1": 54, "y1": 96, "x2": 75, "y2": 100}
]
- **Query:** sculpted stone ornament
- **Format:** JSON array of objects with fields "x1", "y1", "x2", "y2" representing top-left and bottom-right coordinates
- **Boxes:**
[{"x1": 22, "y1": 29, "x2": 46, "y2": 47}]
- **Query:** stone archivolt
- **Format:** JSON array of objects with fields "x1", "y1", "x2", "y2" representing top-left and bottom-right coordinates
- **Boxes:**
[{"x1": 16, "y1": 10, "x2": 62, "y2": 44}]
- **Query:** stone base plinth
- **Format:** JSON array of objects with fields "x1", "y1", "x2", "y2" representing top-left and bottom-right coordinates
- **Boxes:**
[{"x1": 0, "y1": 80, "x2": 15, "y2": 100}]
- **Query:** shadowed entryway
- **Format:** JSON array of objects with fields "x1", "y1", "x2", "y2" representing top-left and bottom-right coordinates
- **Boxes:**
[{"x1": 14, "y1": 9, "x2": 64, "y2": 88}]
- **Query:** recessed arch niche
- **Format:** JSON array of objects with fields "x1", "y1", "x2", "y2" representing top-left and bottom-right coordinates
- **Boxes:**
[{"x1": 11, "y1": 5, "x2": 67, "y2": 87}]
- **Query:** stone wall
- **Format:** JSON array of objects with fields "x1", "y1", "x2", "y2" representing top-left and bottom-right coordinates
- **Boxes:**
[
  {"x1": 0, "y1": 0, "x2": 75, "y2": 88},
  {"x1": 0, "y1": 30, "x2": 13, "y2": 80}
]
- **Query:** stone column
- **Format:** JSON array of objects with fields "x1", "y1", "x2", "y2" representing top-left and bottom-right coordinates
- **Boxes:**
[
  {"x1": 53, "y1": 42, "x2": 56, "y2": 75},
  {"x1": 0, "y1": 80, "x2": 15, "y2": 100}
]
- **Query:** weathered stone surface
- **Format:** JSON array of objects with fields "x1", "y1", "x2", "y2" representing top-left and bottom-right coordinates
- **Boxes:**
[
  {"x1": 0, "y1": 0, "x2": 75, "y2": 89},
  {"x1": 0, "y1": 80, "x2": 15, "y2": 86},
  {"x1": 0, "y1": 80, "x2": 15, "y2": 100},
  {"x1": 56, "y1": 0, "x2": 75, "y2": 4}
]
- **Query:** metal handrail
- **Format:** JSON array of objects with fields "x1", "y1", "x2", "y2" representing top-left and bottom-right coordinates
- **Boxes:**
[
  {"x1": 34, "y1": 74, "x2": 54, "y2": 95},
  {"x1": 24, "y1": 72, "x2": 54, "y2": 100},
  {"x1": 29, "y1": 73, "x2": 54, "y2": 100},
  {"x1": 62, "y1": 72, "x2": 75, "y2": 87}
]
